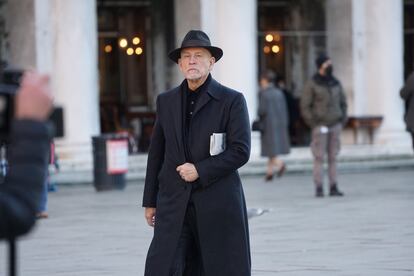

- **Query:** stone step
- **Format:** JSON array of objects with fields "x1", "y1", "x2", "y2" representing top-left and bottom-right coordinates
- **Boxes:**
[{"x1": 50, "y1": 145, "x2": 414, "y2": 184}]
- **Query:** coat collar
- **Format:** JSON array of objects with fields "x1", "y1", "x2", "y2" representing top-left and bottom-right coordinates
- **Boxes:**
[
  {"x1": 173, "y1": 76, "x2": 223, "y2": 117},
  {"x1": 206, "y1": 78, "x2": 222, "y2": 100},
  {"x1": 169, "y1": 76, "x2": 222, "y2": 157},
  {"x1": 193, "y1": 77, "x2": 221, "y2": 116}
]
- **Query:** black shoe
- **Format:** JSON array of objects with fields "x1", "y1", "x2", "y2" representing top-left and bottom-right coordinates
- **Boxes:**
[
  {"x1": 329, "y1": 185, "x2": 344, "y2": 197},
  {"x1": 277, "y1": 164, "x2": 286, "y2": 178},
  {"x1": 315, "y1": 187, "x2": 324, "y2": 197},
  {"x1": 265, "y1": 173, "x2": 274, "y2": 182}
]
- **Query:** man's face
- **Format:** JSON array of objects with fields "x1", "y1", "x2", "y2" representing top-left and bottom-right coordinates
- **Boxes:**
[
  {"x1": 321, "y1": 59, "x2": 332, "y2": 73},
  {"x1": 260, "y1": 77, "x2": 268, "y2": 89},
  {"x1": 178, "y1": 48, "x2": 215, "y2": 81}
]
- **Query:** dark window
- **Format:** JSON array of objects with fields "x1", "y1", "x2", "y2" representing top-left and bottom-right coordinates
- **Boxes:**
[{"x1": 98, "y1": 3, "x2": 150, "y2": 134}]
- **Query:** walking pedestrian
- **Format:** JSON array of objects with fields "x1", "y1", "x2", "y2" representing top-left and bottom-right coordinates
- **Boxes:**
[
  {"x1": 142, "y1": 30, "x2": 251, "y2": 276},
  {"x1": 258, "y1": 70, "x2": 290, "y2": 181},
  {"x1": 36, "y1": 141, "x2": 60, "y2": 219},
  {"x1": 400, "y1": 71, "x2": 414, "y2": 151},
  {"x1": 300, "y1": 54, "x2": 348, "y2": 197}
]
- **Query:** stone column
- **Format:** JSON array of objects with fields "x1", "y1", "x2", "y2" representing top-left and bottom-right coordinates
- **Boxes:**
[
  {"x1": 173, "y1": 0, "x2": 258, "y2": 152},
  {"x1": 326, "y1": 0, "x2": 357, "y2": 114},
  {"x1": 52, "y1": 0, "x2": 100, "y2": 146},
  {"x1": 364, "y1": 0, "x2": 406, "y2": 144},
  {"x1": 5, "y1": 0, "x2": 54, "y2": 76},
  {"x1": 34, "y1": 0, "x2": 54, "y2": 73},
  {"x1": 173, "y1": 0, "x2": 257, "y2": 120},
  {"x1": 5, "y1": 0, "x2": 37, "y2": 68},
  {"x1": 326, "y1": 0, "x2": 408, "y2": 145},
  {"x1": 171, "y1": 0, "x2": 201, "y2": 85},
  {"x1": 5, "y1": 0, "x2": 100, "y2": 150},
  {"x1": 201, "y1": 0, "x2": 258, "y2": 154},
  {"x1": 200, "y1": 0, "x2": 257, "y2": 123}
]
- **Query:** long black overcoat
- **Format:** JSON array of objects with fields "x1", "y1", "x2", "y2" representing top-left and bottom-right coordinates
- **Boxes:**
[
  {"x1": 400, "y1": 71, "x2": 414, "y2": 132},
  {"x1": 142, "y1": 78, "x2": 251, "y2": 276}
]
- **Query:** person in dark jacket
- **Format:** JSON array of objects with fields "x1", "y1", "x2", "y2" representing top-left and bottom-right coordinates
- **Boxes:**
[
  {"x1": 0, "y1": 71, "x2": 53, "y2": 239},
  {"x1": 277, "y1": 77, "x2": 301, "y2": 146},
  {"x1": 258, "y1": 71, "x2": 290, "y2": 181},
  {"x1": 400, "y1": 71, "x2": 414, "y2": 150},
  {"x1": 142, "y1": 30, "x2": 251, "y2": 276},
  {"x1": 300, "y1": 54, "x2": 347, "y2": 197}
]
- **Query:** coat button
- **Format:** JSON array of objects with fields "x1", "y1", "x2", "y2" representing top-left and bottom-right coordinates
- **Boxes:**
[{"x1": 183, "y1": 185, "x2": 187, "y2": 190}]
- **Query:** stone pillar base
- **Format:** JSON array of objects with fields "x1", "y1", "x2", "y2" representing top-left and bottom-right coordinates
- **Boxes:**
[{"x1": 376, "y1": 129, "x2": 412, "y2": 147}]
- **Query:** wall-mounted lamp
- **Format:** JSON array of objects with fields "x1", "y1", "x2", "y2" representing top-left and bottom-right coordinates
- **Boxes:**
[
  {"x1": 265, "y1": 34, "x2": 273, "y2": 42},
  {"x1": 135, "y1": 47, "x2": 143, "y2": 55},
  {"x1": 133, "y1": 37, "x2": 141, "y2": 45},
  {"x1": 271, "y1": 45, "x2": 280, "y2": 54},
  {"x1": 119, "y1": 38, "x2": 128, "y2": 48},
  {"x1": 104, "y1": 45, "x2": 112, "y2": 53}
]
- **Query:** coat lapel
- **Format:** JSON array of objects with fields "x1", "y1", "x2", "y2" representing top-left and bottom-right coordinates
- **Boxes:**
[
  {"x1": 171, "y1": 86, "x2": 185, "y2": 159},
  {"x1": 193, "y1": 91, "x2": 211, "y2": 117},
  {"x1": 193, "y1": 78, "x2": 222, "y2": 117},
  {"x1": 170, "y1": 78, "x2": 222, "y2": 161}
]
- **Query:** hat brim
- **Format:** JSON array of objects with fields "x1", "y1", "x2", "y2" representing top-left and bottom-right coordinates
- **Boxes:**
[{"x1": 168, "y1": 46, "x2": 223, "y2": 63}]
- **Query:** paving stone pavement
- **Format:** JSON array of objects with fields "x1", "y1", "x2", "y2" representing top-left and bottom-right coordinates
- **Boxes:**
[{"x1": 1, "y1": 168, "x2": 413, "y2": 276}]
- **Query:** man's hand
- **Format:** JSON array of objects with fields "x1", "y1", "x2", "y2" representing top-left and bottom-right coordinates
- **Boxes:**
[
  {"x1": 145, "y1": 207, "x2": 156, "y2": 227},
  {"x1": 176, "y1": 163, "x2": 199, "y2": 182},
  {"x1": 15, "y1": 71, "x2": 53, "y2": 121}
]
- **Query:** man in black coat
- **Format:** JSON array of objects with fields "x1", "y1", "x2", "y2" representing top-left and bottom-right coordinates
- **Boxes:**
[
  {"x1": 142, "y1": 30, "x2": 251, "y2": 276},
  {"x1": 0, "y1": 72, "x2": 53, "y2": 239},
  {"x1": 400, "y1": 71, "x2": 414, "y2": 150}
]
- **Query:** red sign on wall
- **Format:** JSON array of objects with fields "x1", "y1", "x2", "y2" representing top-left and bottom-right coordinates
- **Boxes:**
[{"x1": 106, "y1": 140, "x2": 128, "y2": 174}]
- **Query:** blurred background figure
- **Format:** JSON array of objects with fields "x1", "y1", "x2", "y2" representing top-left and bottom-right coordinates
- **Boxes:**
[
  {"x1": 48, "y1": 141, "x2": 60, "y2": 192},
  {"x1": 300, "y1": 54, "x2": 347, "y2": 197},
  {"x1": 36, "y1": 166, "x2": 49, "y2": 219},
  {"x1": 400, "y1": 70, "x2": 414, "y2": 151},
  {"x1": 258, "y1": 70, "x2": 290, "y2": 181},
  {"x1": 277, "y1": 76, "x2": 301, "y2": 146},
  {"x1": 36, "y1": 141, "x2": 60, "y2": 219}
]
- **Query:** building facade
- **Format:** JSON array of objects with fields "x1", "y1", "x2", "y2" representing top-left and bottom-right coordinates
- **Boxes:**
[{"x1": 1, "y1": 0, "x2": 412, "y2": 162}]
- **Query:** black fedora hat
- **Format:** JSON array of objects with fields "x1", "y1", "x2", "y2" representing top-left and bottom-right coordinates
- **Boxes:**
[{"x1": 168, "y1": 30, "x2": 223, "y2": 63}]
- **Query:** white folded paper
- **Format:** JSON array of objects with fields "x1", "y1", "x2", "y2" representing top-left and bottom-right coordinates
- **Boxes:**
[
  {"x1": 210, "y1": 133, "x2": 226, "y2": 156},
  {"x1": 320, "y1": 126, "x2": 329, "y2": 134}
]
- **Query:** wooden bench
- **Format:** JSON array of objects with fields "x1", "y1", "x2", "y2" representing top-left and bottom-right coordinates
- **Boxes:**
[{"x1": 345, "y1": 116, "x2": 383, "y2": 144}]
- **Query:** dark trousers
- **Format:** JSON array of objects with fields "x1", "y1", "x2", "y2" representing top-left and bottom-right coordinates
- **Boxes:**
[{"x1": 169, "y1": 202, "x2": 205, "y2": 276}]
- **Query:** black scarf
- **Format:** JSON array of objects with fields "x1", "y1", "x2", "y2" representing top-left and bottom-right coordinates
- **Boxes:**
[{"x1": 313, "y1": 73, "x2": 339, "y2": 87}]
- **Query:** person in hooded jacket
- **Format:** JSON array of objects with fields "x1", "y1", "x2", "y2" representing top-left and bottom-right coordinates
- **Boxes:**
[{"x1": 300, "y1": 54, "x2": 348, "y2": 197}]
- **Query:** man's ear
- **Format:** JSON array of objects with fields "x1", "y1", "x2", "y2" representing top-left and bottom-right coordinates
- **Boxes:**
[
  {"x1": 178, "y1": 58, "x2": 184, "y2": 70},
  {"x1": 210, "y1": 57, "x2": 216, "y2": 67}
]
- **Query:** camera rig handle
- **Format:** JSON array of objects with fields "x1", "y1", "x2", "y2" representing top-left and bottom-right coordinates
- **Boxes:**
[{"x1": 9, "y1": 236, "x2": 16, "y2": 276}]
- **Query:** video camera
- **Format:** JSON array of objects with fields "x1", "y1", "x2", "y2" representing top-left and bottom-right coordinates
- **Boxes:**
[{"x1": 0, "y1": 68, "x2": 64, "y2": 142}]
